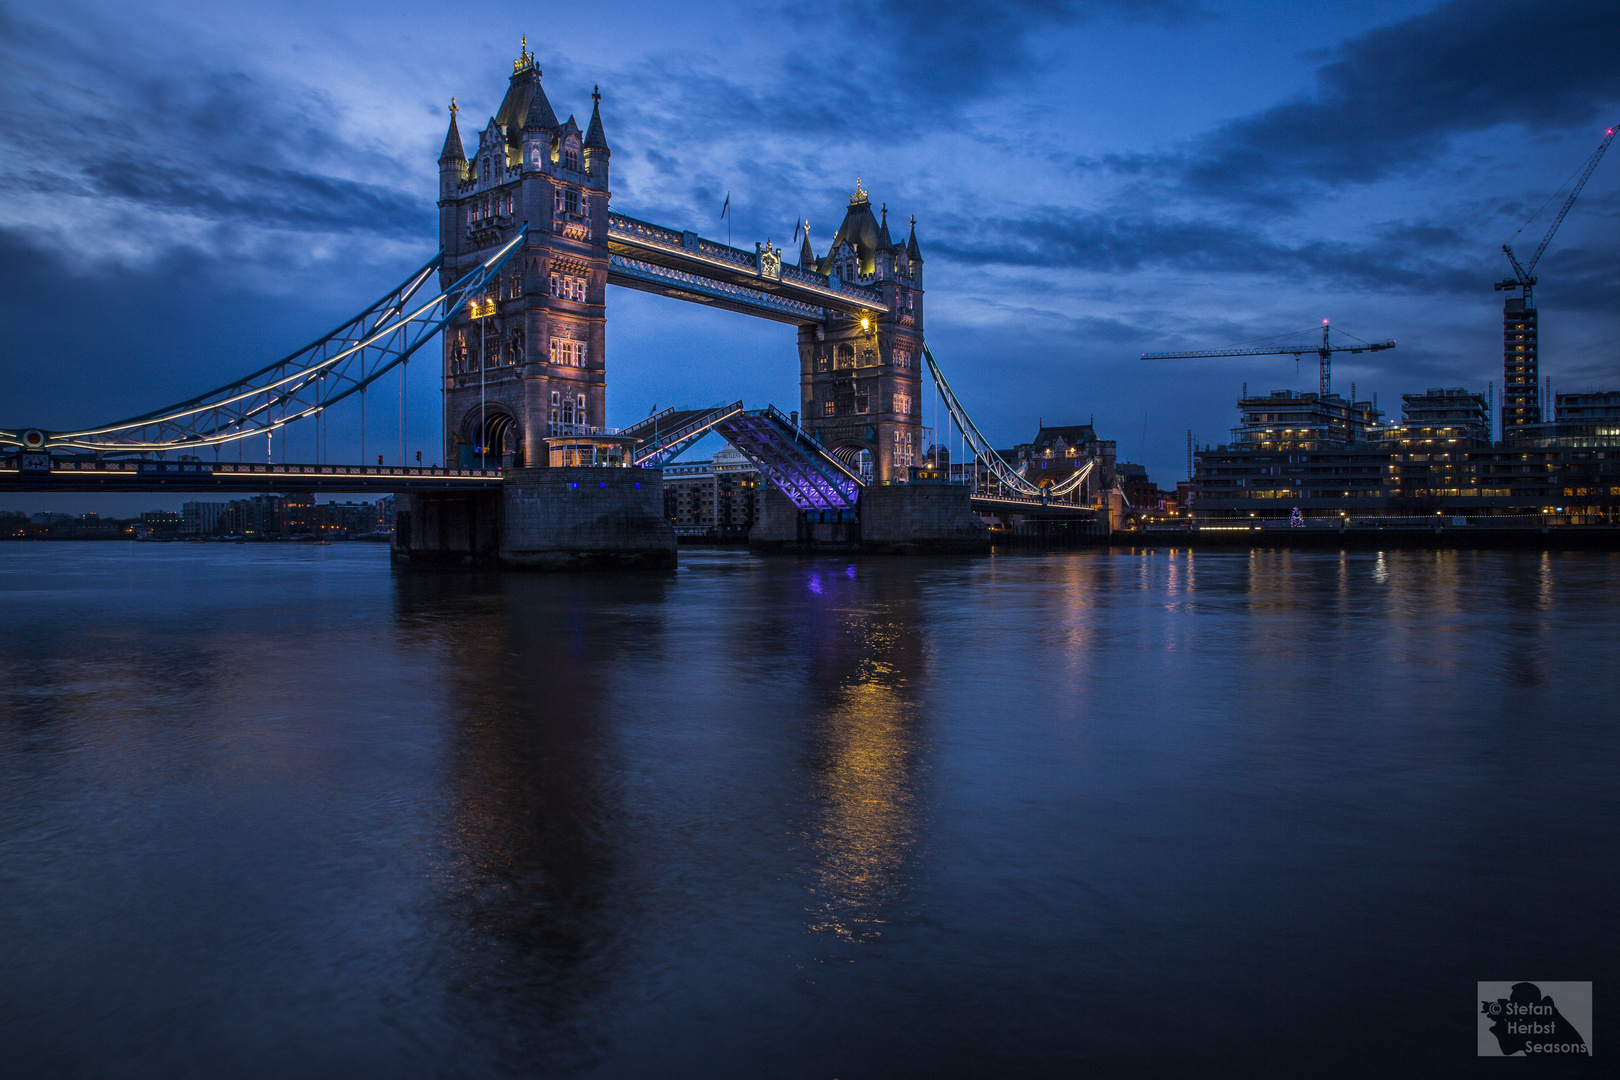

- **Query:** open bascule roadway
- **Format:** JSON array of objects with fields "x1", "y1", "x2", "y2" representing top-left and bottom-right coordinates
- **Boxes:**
[{"x1": 0, "y1": 42, "x2": 1106, "y2": 564}]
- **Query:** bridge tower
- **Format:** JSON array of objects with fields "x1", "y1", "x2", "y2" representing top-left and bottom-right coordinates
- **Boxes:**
[
  {"x1": 796, "y1": 184, "x2": 926, "y2": 486},
  {"x1": 437, "y1": 39, "x2": 611, "y2": 468}
]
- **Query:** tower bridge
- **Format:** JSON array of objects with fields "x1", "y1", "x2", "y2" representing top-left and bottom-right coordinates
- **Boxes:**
[{"x1": 2, "y1": 40, "x2": 1106, "y2": 563}]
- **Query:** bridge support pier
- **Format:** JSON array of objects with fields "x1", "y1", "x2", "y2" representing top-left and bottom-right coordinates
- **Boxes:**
[
  {"x1": 499, "y1": 467, "x2": 675, "y2": 569},
  {"x1": 858, "y1": 482, "x2": 990, "y2": 555},
  {"x1": 748, "y1": 482, "x2": 989, "y2": 555},
  {"x1": 391, "y1": 490, "x2": 502, "y2": 566},
  {"x1": 392, "y1": 467, "x2": 676, "y2": 569}
]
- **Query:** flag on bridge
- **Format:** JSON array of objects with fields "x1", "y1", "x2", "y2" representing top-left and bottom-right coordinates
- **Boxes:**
[{"x1": 720, "y1": 192, "x2": 730, "y2": 221}]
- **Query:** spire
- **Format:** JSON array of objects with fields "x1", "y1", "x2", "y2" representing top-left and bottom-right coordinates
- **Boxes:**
[
  {"x1": 523, "y1": 77, "x2": 559, "y2": 131},
  {"x1": 439, "y1": 99, "x2": 465, "y2": 163},
  {"x1": 798, "y1": 219, "x2": 814, "y2": 268},
  {"x1": 877, "y1": 202, "x2": 893, "y2": 249},
  {"x1": 907, "y1": 214, "x2": 923, "y2": 261},
  {"x1": 584, "y1": 86, "x2": 610, "y2": 152}
]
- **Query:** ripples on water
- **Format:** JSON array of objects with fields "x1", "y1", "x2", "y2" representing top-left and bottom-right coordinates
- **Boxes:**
[{"x1": 0, "y1": 543, "x2": 1615, "y2": 1078}]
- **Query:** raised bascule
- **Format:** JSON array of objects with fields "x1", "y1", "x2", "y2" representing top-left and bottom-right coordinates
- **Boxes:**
[{"x1": 2, "y1": 41, "x2": 1106, "y2": 565}]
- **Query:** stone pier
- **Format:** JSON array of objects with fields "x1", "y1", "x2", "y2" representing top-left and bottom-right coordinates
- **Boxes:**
[
  {"x1": 748, "y1": 481, "x2": 989, "y2": 555},
  {"x1": 392, "y1": 466, "x2": 675, "y2": 569}
]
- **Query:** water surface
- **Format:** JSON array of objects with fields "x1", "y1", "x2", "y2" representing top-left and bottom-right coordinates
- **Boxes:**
[{"x1": 1, "y1": 543, "x2": 1615, "y2": 1077}]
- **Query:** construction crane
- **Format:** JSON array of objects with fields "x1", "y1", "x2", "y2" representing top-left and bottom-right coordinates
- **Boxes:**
[
  {"x1": 1495, "y1": 124, "x2": 1614, "y2": 435},
  {"x1": 1141, "y1": 320, "x2": 1395, "y2": 398},
  {"x1": 1497, "y1": 124, "x2": 1615, "y2": 302}
]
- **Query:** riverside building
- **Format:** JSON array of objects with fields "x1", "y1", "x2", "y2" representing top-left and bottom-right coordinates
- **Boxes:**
[{"x1": 1193, "y1": 386, "x2": 1619, "y2": 522}]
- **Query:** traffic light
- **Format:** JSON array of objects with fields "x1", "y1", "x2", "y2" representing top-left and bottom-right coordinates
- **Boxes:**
[
  {"x1": 377, "y1": 455, "x2": 383, "y2": 466},
  {"x1": 415, "y1": 451, "x2": 422, "y2": 464}
]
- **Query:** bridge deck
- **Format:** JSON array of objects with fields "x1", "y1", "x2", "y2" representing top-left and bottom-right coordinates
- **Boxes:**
[
  {"x1": 606, "y1": 214, "x2": 887, "y2": 324},
  {"x1": 712, "y1": 407, "x2": 862, "y2": 511},
  {"x1": 0, "y1": 458, "x2": 503, "y2": 494}
]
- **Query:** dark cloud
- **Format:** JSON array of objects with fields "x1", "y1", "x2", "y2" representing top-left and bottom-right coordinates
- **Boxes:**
[
  {"x1": 824, "y1": 0, "x2": 1203, "y2": 104},
  {"x1": 927, "y1": 207, "x2": 1504, "y2": 298},
  {"x1": 0, "y1": 12, "x2": 430, "y2": 261},
  {"x1": 0, "y1": 225, "x2": 412, "y2": 430},
  {"x1": 1113, "y1": 0, "x2": 1620, "y2": 207}
]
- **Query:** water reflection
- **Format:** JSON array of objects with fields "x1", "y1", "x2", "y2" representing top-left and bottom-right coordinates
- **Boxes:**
[
  {"x1": 390, "y1": 570, "x2": 672, "y2": 1049},
  {"x1": 792, "y1": 563, "x2": 928, "y2": 942}
]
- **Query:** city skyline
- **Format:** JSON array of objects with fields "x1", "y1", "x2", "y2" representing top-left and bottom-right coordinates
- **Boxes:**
[{"x1": 1, "y1": 0, "x2": 1616, "y2": 497}]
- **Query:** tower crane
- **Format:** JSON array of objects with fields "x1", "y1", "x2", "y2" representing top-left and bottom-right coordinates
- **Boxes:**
[
  {"x1": 1141, "y1": 320, "x2": 1395, "y2": 398},
  {"x1": 1497, "y1": 125, "x2": 1615, "y2": 302},
  {"x1": 1495, "y1": 124, "x2": 1615, "y2": 435}
]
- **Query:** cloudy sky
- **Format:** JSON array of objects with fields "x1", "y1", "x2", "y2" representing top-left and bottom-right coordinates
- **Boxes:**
[{"x1": 2, "y1": 0, "x2": 1617, "y2": 510}]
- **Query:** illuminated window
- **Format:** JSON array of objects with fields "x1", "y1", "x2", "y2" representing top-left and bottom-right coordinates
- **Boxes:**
[
  {"x1": 895, "y1": 393, "x2": 912, "y2": 415},
  {"x1": 549, "y1": 338, "x2": 586, "y2": 367},
  {"x1": 564, "y1": 147, "x2": 580, "y2": 171},
  {"x1": 823, "y1": 399, "x2": 834, "y2": 416},
  {"x1": 550, "y1": 273, "x2": 587, "y2": 302},
  {"x1": 893, "y1": 430, "x2": 914, "y2": 468}
]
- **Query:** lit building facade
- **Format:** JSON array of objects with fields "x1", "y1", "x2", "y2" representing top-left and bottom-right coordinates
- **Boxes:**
[
  {"x1": 662, "y1": 445, "x2": 761, "y2": 538},
  {"x1": 1193, "y1": 384, "x2": 1620, "y2": 521},
  {"x1": 796, "y1": 185, "x2": 926, "y2": 485},
  {"x1": 437, "y1": 41, "x2": 611, "y2": 468}
]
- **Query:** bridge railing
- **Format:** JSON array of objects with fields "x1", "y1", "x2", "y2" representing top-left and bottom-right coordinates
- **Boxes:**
[{"x1": 28, "y1": 459, "x2": 501, "y2": 480}]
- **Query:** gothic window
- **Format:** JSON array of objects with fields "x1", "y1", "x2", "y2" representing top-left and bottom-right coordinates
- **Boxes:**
[
  {"x1": 823, "y1": 399, "x2": 834, "y2": 416},
  {"x1": 503, "y1": 193, "x2": 514, "y2": 215},
  {"x1": 893, "y1": 430, "x2": 914, "y2": 468},
  {"x1": 565, "y1": 188, "x2": 581, "y2": 214},
  {"x1": 550, "y1": 390, "x2": 560, "y2": 424},
  {"x1": 895, "y1": 393, "x2": 912, "y2": 415},
  {"x1": 549, "y1": 338, "x2": 586, "y2": 367},
  {"x1": 815, "y1": 355, "x2": 828, "y2": 372},
  {"x1": 481, "y1": 158, "x2": 490, "y2": 182},
  {"x1": 576, "y1": 394, "x2": 587, "y2": 425},
  {"x1": 894, "y1": 348, "x2": 912, "y2": 370},
  {"x1": 835, "y1": 344, "x2": 854, "y2": 369},
  {"x1": 862, "y1": 348, "x2": 875, "y2": 366},
  {"x1": 564, "y1": 147, "x2": 580, "y2": 171},
  {"x1": 562, "y1": 396, "x2": 575, "y2": 424},
  {"x1": 855, "y1": 393, "x2": 869, "y2": 414},
  {"x1": 550, "y1": 273, "x2": 587, "y2": 302}
]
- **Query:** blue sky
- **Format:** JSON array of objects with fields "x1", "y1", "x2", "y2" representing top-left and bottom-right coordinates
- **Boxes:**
[{"x1": 2, "y1": 0, "x2": 1617, "y2": 513}]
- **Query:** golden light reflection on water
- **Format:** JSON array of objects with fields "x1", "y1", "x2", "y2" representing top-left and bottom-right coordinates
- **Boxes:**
[{"x1": 803, "y1": 609, "x2": 924, "y2": 943}]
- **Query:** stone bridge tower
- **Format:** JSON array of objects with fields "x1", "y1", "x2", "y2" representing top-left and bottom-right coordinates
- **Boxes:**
[
  {"x1": 795, "y1": 183, "x2": 926, "y2": 486},
  {"x1": 437, "y1": 40, "x2": 611, "y2": 467}
]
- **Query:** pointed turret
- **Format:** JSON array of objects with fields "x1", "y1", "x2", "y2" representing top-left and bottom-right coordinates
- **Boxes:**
[
  {"x1": 798, "y1": 220, "x2": 814, "y2": 269},
  {"x1": 439, "y1": 99, "x2": 466, "y2": 163},
  {"x1": 907, "y1": 215, "x2": 923, "y2": 261},
  {"x1": 584, "y1": 87, "x2": 609, "y2": 153},
  {"x1": 817, "y1": 179, "x2": 883, "y2": 278},
  {"x1": 523, "y1": 80, "x2": 559, "y2": 131},
  {"x1": 877, "y1": 203, "x2": 893, "y2": 249}
]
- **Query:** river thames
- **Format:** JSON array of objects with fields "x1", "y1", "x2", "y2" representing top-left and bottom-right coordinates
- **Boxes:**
[{"x1": 1, "y1": 543, "x2": 1614, "y2": 1077}]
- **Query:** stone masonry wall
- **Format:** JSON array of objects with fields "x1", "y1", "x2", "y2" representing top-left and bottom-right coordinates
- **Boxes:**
[{"x1": 500, "y1": 466, "x2": 675, "y2": 569}]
